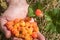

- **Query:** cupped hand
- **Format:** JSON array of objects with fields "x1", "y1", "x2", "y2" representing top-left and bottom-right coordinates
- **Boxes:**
[
  {"x1": 0, "y1": 14, "x2": 45, "y2": 40},
  {"x1": 0, "y1": 10, "x2": 45, "y2": 40},
  {"x1": 0, "y1": 0, "x2": 45, "y2": 40},
  {"x1": 0, "y1": 0, "x2": 29, "y2": 39}
]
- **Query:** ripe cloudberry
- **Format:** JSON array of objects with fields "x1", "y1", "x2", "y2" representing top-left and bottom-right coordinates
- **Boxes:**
[{"x1": 35, "y1": 9, "x2": 43, "y2": 17}]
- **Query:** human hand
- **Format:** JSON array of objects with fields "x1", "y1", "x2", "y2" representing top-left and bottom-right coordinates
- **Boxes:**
[
  {"x1": 0, "y1": 16, "x2": 45, "y2": 40},
  {"x1": 0, "y1": 0, "x2": 45, "y2": 40},
  {"x1": 0, "y1": 0, "x2": 29, "y2": 39}
]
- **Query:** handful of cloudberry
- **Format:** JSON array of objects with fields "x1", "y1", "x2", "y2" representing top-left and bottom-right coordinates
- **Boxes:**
[{"x1": 5, "y1": 17, "x2": 39, "y2": 40}]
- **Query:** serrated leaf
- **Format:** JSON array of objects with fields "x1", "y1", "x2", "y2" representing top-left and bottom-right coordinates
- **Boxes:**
[
  {"x1": 45, "y1": 22, "x2": 52, "y2": 32},
  {"x1": 45, "y1": 22, "x2": 56, "y2": 33},
  {"x1": 28, "y1": 7, "x2": 35, "y2": 17},
  {"x1": 56, "y1": 24, "x2": 60, "y2": 33},
  {"x1": 53, "y1": 8, "x2": 59, "y2": 15},
  {"x1": 45, "y1": 8, "x2": 60, "y2": 33},
  {"x1": 36, "y1": 1, "x2": 43, "y2": 10},
  {"x1": 45, "y1": 15, "x2": 52, "y2": 22}
]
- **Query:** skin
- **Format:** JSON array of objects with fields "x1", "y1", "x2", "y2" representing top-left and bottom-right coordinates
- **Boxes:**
[{"x1": 0, "y1": 0, "x2": 45, "y2": 40}]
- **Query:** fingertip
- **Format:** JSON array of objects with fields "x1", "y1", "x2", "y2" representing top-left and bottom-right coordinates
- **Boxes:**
[
  {"x1": 37, "y1": 32, "x2": 45, "y2": 40},
  {"x1": 5, "y1": 31, "x2": 11, "y2": 38}
]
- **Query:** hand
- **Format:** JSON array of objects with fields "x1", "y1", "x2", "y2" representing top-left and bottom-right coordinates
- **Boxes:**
[
  {"x1": 0, "y1": 16, "x2": 45, "y2": 40},
  {"x1": 0, "y1": 0, "x2": 29, "y2": 39},
  {"x1": 0, "y1": 0, "x2": 45, "y2": 40}
]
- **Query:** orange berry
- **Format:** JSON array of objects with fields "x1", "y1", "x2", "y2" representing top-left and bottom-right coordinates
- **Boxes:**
[
  {"x1": 34, "y1": 27, "x2": 39, "y2": 32},
  {"x1": 5, "y1": 17, "x2": 39, "y2": 38},
  {"x1": 14, "y1": 18, "x2": 20, "y2": 23},
  {"x1": 24, "y1": 17, "x2": 31, "y2": 22},
  {"x1": 27, "y1": 27, "x2": 33, "y2": 35},
  {"x1": 25, "y1": 22, "x2": 30, "y2": 27},
  {"x1": 31, "y1": 22, "x2": 39, "y2": 32},
  {"x1": 7, "y1": 25, "x2": 13, "y2": 30},
  {"x1": 25, "y1": 34, "x2": 32, "y2": 40},
  {"x1": 11, "y1": 28, "x2": 17, "y2": 33},
  {"x1": 20, "y1": 20, "x2": 25, "y2": 27},
  {"x1": 35, "y1": 9, "x2": 43, "y2": 17},
  {"x1": 17, "y1": 27, "x2": 21, "y2": 31},
  {"x1": 19, "y1": 34, "x2": 25, "y2": 38},
  {"x1": 14, "y1": 23, "x2": 20, "y2": 29},
  {"x1": 11, "y1": 28, "x2": 19, "y2": 37},
  {"x1": 7, "y1": 21, "x2": 14, "y2": 25},
  {"x1": 31, "y1": 32, "x2": 37, "y2": 38},
  {"x1": 15, "y1": 32, "x2": 19, "y2": 37},
  {"x1": 22, "y1": 27, "x2": 27, "y2": 35}
]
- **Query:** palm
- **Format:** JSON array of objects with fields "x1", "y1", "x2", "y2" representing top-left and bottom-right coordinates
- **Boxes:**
[{"x1": 1, "y1": 0, "x2": 28, "y2": 39}]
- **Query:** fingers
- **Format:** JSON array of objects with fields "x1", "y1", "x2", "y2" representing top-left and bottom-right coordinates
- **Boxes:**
[
  {"x1": 12, "y1": 37, "x2": 23, "y2": 40},
  {"x1": 5, "y1": 30, "x2": 11, "y2": 38},
  {"x1": 1, "y1": 26, "x2": 11, "y2": 38},
  {"x1": 37, "y1": 32, "x2": 45, "y2": 40},
  {"x1": 0, "y1": 18, "x2": 11, "y2": 38}
]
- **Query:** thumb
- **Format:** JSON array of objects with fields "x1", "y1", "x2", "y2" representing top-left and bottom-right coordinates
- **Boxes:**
[
  {"x1": 5, "y1": 30, "x2": 11, "y2": 38},
  {"x1": 37, "y1": 32, "x2": 45, "y2": 40},
  {"x1": 0, "y1": 18, "x2": 11, "y2": 38}
]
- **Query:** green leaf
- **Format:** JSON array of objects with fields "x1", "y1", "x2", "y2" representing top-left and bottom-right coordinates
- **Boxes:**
[
  {"x1": 45, "y1": 15, "x2": 52, "y2": 22},
  {"x1": 56, "y1": 23, "x2": 60, "y2": 33},
  {"x1": 36, "y1": 1, "x2": 43, "y2": 10},
  {"x1": 45, "y1": 22, "x2": 56, "y2": 33},
  {"x1": 29, "y1": 1, "x2": 43, "y2": 11},
  {"x1": 28, "y1": 7, "x2": 35, "y2": 17},
  {"x1": 45, "y1": 8, "x2": 60, "y2": 33},
  {"x1": 45, "y1": 22, "x2": 52, "y2": 32}
]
